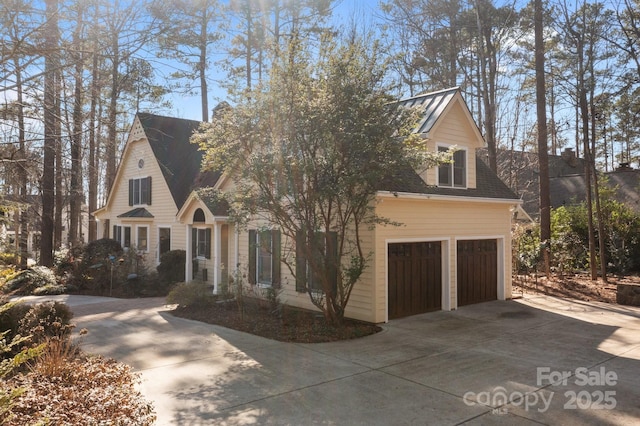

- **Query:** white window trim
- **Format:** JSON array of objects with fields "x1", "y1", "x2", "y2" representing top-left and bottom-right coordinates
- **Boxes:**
[{"x1": 436, "y1": 143, "x2": 468, "y2": 189}]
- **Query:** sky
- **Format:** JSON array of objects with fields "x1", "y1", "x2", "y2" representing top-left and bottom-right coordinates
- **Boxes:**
[{"x1": 165, "y1": 0, "x2": 382, "y2": 122}]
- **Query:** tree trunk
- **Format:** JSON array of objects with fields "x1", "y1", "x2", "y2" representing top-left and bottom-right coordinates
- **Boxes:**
[
  {"x1": 535, "y1": 0, "x2": 551, "y2": 277},
  {"x1": 88, "y1": 50, "x2": 99, "y2": 242},
  {"x1": 41, "y1": 0, "x2": 59, "y2": 266},
  {"x1": 70, "y1": 6, "x2": 85, "y2": 248},
  {"x1": 106, "y1": 29, "x2": 119, "y2": 193},
  {"x1": 13, "y1": 57, "x2": 28, "y2": 268},
  {"x1": 199, "y1": 7, "x2": 209, "y2": 122}
]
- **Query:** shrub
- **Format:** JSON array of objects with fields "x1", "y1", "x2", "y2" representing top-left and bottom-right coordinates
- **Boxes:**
[
  {"x1": 73, "y1": 238, "x2": 124, "y2": 295},
  {"x1": 18, "y1": 301, "x2": 74, "y2": 346},
  {"x1": 166, "y1": 281, "x2": 212, "y2": 307},
  {"x1": 157, "y1": 250, "x2": 185, "y2": 286},
  {"x1": 0, "y1": 301, "x2": 31, "y2": 343},
  {"x1": 4, "y1": 266, "x2": 58, "y2": 296}
]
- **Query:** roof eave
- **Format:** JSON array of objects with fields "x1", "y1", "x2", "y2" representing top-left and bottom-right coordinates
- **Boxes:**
[{"x1": 376, "y1": 191, "x2": 522, "y2": 205}]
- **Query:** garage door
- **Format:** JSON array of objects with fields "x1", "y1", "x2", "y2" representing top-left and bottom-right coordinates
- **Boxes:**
[
  {"x1": 457, "y1": 239, "x2": 497, "y2": 306},
  {"x1": 388, "y1": 242, "x2": 442, "y2": 319}
]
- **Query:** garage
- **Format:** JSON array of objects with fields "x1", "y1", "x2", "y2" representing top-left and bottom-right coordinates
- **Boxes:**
[
  {"x1": 388, "y1": 242, "x2": 442, "y2": 319},
  {"x1": 457, "y1": 239, "x2": 498, "y2": 306}
]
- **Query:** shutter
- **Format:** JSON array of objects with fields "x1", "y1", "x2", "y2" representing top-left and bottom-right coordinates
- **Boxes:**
[
  {"x1": 147, "y1": 176, "x2": 152, "y2": 205},
  {"x1": 113, "y1": 225, "x2": 117, "y2": 241},
  {"x1": 128, "y1": 179, "x2": 133, "y2": 206},
  {"x1": 272, "y1": 230, "x2": 281, "y2": 287},
  {"x1": 191, "y1": 228, "x2": 197, "y2": 257},
  {"x1": 205, "y1": 228, "x2": 211, "y2": 259},
  {"x1": 295, "y1": 230, "x2": 306, "y2": 292},
  {"x1": 327, "y1": 231, "x2": 338, "y2": 296},
  {"x1": 248, "y1": 230, "x2": 256, "y2": 285}
]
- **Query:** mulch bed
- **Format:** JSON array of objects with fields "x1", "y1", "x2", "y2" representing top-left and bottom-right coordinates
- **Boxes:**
[
  {"x1": 512, "y1": 273, "x2": 640, "y2": 304},
  {"x1": 170, "y1": 299, "x2": 382, "y2": 343}
]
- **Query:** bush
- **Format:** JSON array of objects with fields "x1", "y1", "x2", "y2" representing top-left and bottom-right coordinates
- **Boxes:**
[
  {"x1": 73, "y1": 239, "x2": 124, "y2": 295},
  {"x1": 0, "y1": 299, "x2": 31, "y2": 342},
  {"x1": 4, "y1": 266, "x2": 58, "y2": 296},
  {"x1": 166, "y1": 281, "x2": 213, "y2": 307},
  {"x1": 157, "y1": 250, "x2": 185, "y2": 286},
  {"x1": 18, "y1": 301, "x2": 74, "y2": 346}
]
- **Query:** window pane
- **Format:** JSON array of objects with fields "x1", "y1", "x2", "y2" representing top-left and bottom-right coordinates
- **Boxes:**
[
  {"x1": 257, "y1": 231, "x2": 272, "y2": 284},
  {"x1": 197, "y1": 229, "x2": 206, "y2": 257},
  {"x1": 133, "y1": 179, "x2": 141, "y2": 204},
  {"x1": 453, "y1": 150, "x2": 466, "y2": 187},
  {"x1": 138, "y1": 227, "x2": 148, "y2": 251},
  {"x1": 124, "y1": 227, "x2": 131, "y2": 248},
  {"x1": 438, "y1": 147, "x2": 452, "y2": 186},
  {"x1": 159, "y1": 228, "x2": 171, "y2": 255},
  {"x1": 141, "y1": 178, "x2": 149, "y2": 204}
]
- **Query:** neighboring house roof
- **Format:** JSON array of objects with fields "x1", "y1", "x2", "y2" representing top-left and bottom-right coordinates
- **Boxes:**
[
  {"x1": 117, "y1": 207, "x2": 154, "y2": 218},
  {"x1": 137, "y1": 113, "x2": 221, "y2": 209},
  {"x1": 379, "y1": 156, "x2": 519, "y2": 200},
  {"x1": 479, "y1": 147, "x2": 640, "y2": 217}
]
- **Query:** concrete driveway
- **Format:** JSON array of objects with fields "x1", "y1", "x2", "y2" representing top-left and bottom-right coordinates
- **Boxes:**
[{"x1": 18, "y1": 294, "x2": 640, "y2": 425}]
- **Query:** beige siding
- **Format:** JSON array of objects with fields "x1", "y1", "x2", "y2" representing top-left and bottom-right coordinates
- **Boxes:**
[
  {"x1": 373, "y1": 195, "x2": 514, "y2": 323},
  {"x1": 94, "y1": 126, "x2": 183, "y2": 268},
  {"x1": 421, "y1": 100, "x2": 482, "y2": 189},
  {"x1": 233, "y1": 218, "x2": 377, "y2": 323}
]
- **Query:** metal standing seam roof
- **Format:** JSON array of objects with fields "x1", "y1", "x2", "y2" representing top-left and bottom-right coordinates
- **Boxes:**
[{"x1": 396, "y1": 87, "x2": 460, "y2": 135}]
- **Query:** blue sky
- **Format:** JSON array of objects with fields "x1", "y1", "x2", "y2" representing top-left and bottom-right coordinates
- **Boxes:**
[{"x1": 165, "y1": 0, "x2": 382, "y2": 121}]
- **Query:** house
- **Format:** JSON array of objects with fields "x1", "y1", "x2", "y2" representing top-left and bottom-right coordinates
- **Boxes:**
[
  {"x1": 93, "y1": 113, "x2": 221, "y2": 270},
  {"x1": 478, "y1": 148, "x2": 640, "y2": 219},
  {"x1": 94, "y1": 87, "x2": 521, "y2": 323}
]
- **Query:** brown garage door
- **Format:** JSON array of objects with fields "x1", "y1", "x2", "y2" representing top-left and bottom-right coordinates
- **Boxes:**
[
  {"x1": 457, "y1": 239, "x2": 497, "y2": 306},
  {"x1": 388, "y1": 242, "x2": 442, "y2": 319}
]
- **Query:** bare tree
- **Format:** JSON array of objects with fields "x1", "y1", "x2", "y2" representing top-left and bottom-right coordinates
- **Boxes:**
[{"x1": 535, "y1": 0, "x2": 551, "y2": 277}]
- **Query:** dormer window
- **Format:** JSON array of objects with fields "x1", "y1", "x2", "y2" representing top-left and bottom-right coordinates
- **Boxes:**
[
  {"x1": 438, "y1": 146, "x2": 466, "y2": 188},
  {"x1": 128, "y1": 177, "x2": 152, "y2": 205}
]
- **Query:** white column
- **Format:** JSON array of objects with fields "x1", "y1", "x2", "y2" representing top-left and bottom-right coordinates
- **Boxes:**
[
  {"x1": 185, "y1": 224, "x2": 192, "y2": 283},
  {"x1": 213, "y1": 222, "x2": 222, "y2": 294}
]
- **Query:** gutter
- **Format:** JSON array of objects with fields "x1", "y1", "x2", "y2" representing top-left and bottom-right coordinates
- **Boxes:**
[{"x1": 376, "y1": 191, "x2": 523, "y2": 206}]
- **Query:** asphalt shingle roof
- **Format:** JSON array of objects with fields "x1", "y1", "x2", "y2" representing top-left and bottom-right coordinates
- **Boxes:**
[
  {"x1": 378, "y1": 156, "x2": 519, "y2": 200},
  {"x1": 137, "y1": 113, "x2": 221, "y2": 209}
]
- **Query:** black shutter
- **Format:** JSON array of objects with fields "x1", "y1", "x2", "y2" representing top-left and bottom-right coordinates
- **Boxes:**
[
  {"x1": 295, "y1": 230, "x2": 306, "y2": 292},
  {"x1": 147, "y1": 176, "x2": 152, "y2": 205},
  {"x1": 128, "y1": 179, "x2": 133, "y2": 206},
  {"x1": 248, "y1": 230, "x2": 256, "y2": 285},
  {"x1": 191, "y1": 228, "x2": 197, "y2": 257},
  {"x1": 272, "y1": 230, "x2": 281, "y2": 287},
  {"x1": 205, "y1": 228, "x2": 211, "y2": 259}
]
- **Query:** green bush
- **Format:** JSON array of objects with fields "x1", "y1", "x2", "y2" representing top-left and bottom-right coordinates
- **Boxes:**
[
  {"x1": 73, "y1": 238, "x2": 124, "y2": 295},
  {"x1": 0, "y1": 300, "x2": 30, "y2": 343},
  {"x1": 4, "y1": 266, "x2": 58, "y2": 296},
  {"x1": 157, "y1": 250, "x2": 185, "y2": 286},
  {"x1": 166, "y1": 281, "x2": 213, "y2": 307}
]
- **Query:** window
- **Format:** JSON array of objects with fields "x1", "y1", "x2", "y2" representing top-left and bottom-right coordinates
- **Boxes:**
[
  {"x1": 192, "y1": 227, "x2": 211, "y2": 259},
  {"x1": 438, "y1": 146, "x2": 466, "y2": 188},
  {"x1": 128, "y1": 177, "x2": 152, "y2": 205},
  {"x1": 113, "y1": 225, "x2": 131, "y2": 248},
  {"x1": 248, "y1": 230, "x2": 281, "y2": 286},
  {"x1": 137, "y1": 226, "x2": 148, "y2": 252},
  {"x1": 295, "y1": 231, "x2": 338, "y2": 294},
  {"x1": 159, "y1": 228, "x2": 171, "y2": 258}
]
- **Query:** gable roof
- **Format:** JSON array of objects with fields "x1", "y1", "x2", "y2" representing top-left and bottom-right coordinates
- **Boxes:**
[
  {"x1": 137, "y1": 113, "x2": 221, "y2": 209},
  {"x1": 397, "y1": 87, "x2": 483, "y2": 141},
  {"x1": 379, "y1": 156, "x2": 519, "y2": 200}
]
